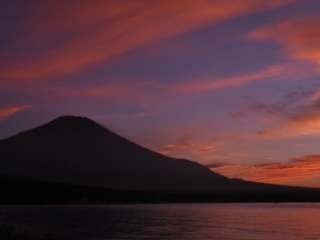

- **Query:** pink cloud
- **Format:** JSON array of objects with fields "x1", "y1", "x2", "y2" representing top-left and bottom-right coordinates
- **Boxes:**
[
  {"x1": 0, "y1": 104, "x2": 33, "y2": 122},
  {"x1": 248, "y1": 13, "x2": 320, "y2": 65},
  {"x1": 167, "y1": 63, "x2": 311, "y2": 93},
  {"x1": 0, "y1": 0, "x2": 294, "y2": 83}
]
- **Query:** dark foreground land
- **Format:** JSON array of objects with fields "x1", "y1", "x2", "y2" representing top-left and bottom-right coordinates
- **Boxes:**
[{"x1": 2, "y1": 176, "x2": 320, "y2": 205}]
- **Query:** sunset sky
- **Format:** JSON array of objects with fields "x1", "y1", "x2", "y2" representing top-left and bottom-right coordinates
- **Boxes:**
[{"x1": 1, "y1": 0, "x2": 320, "y2": 187}]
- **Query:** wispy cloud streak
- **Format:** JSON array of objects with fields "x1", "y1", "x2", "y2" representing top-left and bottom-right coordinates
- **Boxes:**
[
  {"x1": 0, "y1": 0, "x2": 294, "y2": 82},
  {"x1": 230, "y1": 85, "x2": 320, "y2": 138},
  {"x1": 249, "y1": 13, "x2": 320, "y2": 65},
  {"x1": 217, "y1": 155, "x2": 320, "y2": 183},
  {"x1": 168, "y1": 63, "x2": 311, "y2": 93},
  {"x1": 0, "y1": 105, "x2": 33, "y2": 122}
]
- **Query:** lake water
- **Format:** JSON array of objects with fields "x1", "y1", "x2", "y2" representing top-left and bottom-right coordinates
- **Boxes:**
[{"x1": 0, "y1": 203, "x2": 319, "y2": 240}]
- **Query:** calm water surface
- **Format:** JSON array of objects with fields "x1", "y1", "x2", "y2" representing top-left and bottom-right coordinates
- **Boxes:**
[{"x1": 0, "y1": 203, "x2": 319, "y2": 240}]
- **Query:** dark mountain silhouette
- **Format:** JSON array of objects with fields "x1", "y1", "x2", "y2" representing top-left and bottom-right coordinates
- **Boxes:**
[
  {"x1": 0, "y1": 116, "x2": 231, "y2": 192},
  {"x1": 1, "y1": 116, "x2": 320, "y2": 203}
]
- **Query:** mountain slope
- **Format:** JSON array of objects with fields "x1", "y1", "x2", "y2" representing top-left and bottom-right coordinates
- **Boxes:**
[{"x1": 0, "y1": 116, "x2": 232, "y2": 192}]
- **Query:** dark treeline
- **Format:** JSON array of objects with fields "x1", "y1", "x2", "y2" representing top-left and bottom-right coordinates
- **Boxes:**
[{"x1": 2, "y1": 176, "x2": 320, "y2": 204}]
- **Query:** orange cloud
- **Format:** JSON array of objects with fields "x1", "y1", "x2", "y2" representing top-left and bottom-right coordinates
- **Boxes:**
[
  {"x1": 1, "y1": 0, "x2": 294, "y2": 83},
  {"x1": 281, "y1": 111, "x2": 320, "y2": 136},
  {"x1": 249, "y1": 13, "x2": 320, "y2": 65},
  {"x1": 216, "y1": 155, "x2": 320, "y2": 184},
  {"x1": 160, "y1": 136, "x2": 194, "y2": 154},
  {"x1": 231, "y1": 86, "x2": 320, "y2": 139},
  {"x1": 0, "y1": 105, "x2": 33, "y2": 121},
  {"x1": 156, "y1": 134, "x2": 232, "y2": 162},
  {"x1": 256, "y1": 99, "x2": 320, "y2": 139},
  {"x1": 196, "y1": 146, "x2": 214, "y2": 152}
]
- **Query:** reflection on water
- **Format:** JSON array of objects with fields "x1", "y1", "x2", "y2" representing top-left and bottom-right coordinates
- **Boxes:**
[{"x1": 0, "y1": 203, "x2": 320, "y2": 240}]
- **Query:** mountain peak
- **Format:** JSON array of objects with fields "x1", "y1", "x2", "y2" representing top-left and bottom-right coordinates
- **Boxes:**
[
  {"x1": 48, "y1": 115, "x2": 101, "y2": 127},
  {"x1": 53, "y1": 115, "x2": 92, "y2": 122},
  {"x1": 31, "y1": 115, "x2": 108, "y2": 136}
]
